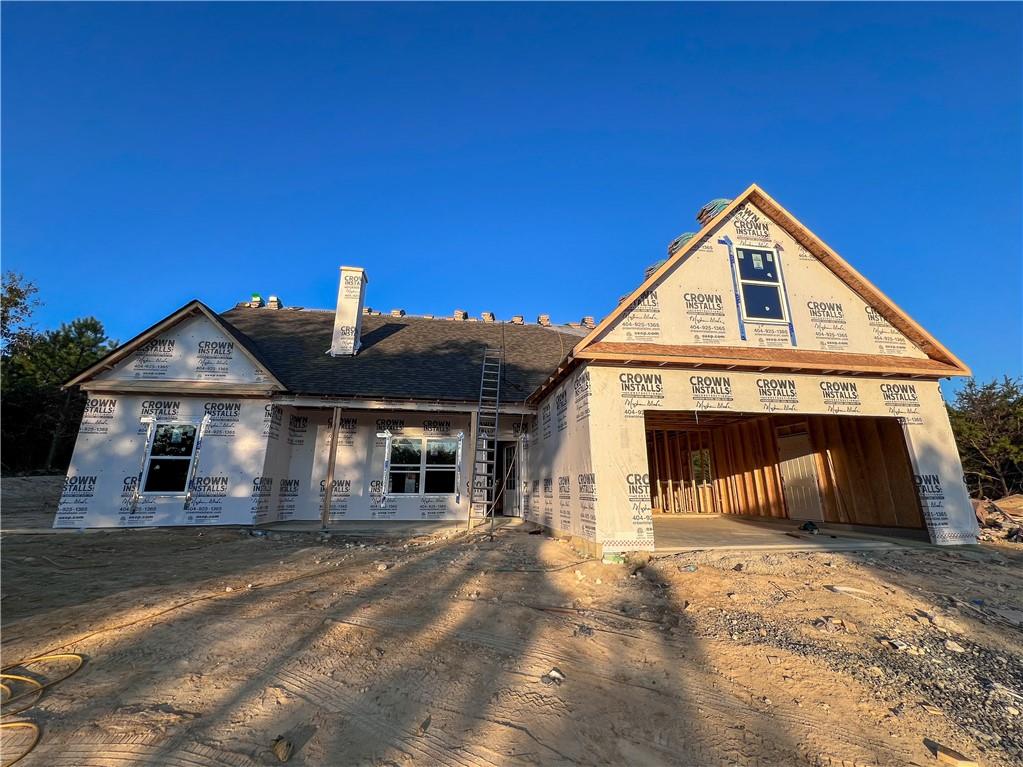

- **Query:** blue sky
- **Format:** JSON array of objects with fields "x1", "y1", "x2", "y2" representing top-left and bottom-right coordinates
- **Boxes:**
[{"x1": 3, "y1": 2, "x2": 1021, "y2": 387}]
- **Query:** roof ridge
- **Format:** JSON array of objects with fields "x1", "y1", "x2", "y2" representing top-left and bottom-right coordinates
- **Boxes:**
[{"x1": 223, "y1": 305, "x2": 587, "y2": 332}]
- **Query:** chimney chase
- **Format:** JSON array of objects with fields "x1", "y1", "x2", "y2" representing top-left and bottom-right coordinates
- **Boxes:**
[{"x1": 329, "y1": 266, "x2": 368, "y2": 356}]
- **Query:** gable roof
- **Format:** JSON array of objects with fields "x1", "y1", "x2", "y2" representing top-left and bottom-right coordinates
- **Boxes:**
[
  {"x1": 65, "y1": 300, "x2": 286, "y2": 390},
  {"x1": 527, "y1": 184, "x2": 970, "y2": 403},
  {"x1": 68, "y1": 300, "x2": 584, "y2": 404},
  {"x1": 218, "y1": 308, "x2": 583, "y2": 403},
  {"x1": 577, "y1": 184, "x2": 969, "y2": 371}
]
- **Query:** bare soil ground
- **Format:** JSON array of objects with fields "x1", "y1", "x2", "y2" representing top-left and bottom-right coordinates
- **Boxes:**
[{"x1": 2, "y1": 477, "x2": 1021, "y2": 767}]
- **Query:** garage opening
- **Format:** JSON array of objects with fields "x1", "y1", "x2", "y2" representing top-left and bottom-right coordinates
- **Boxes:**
[{"x1": 645, "y1": 411, "x2": 925, "y2": 530}]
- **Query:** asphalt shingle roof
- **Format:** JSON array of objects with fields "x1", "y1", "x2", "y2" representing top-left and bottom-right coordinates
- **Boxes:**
[{"x1": 219, "y1": 308, "x2": 583, "y2": 403}]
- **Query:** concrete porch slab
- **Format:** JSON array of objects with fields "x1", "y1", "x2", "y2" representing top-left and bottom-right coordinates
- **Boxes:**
[
  {"x1": 259, "y1": 517, "x2": 521, "y2": 537},
  {"x1": 652, "y1": 514, "x2": 930, "y2": 553}
]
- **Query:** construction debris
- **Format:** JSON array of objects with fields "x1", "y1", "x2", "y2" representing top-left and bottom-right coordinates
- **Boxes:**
[
  {"x1": 924, "y1": 738, "x2": 979, "y2": 766},
  {"x1": 271, "y1": 736, "x2": 294, "y2": 762},
  {"x1": 824, "y1": 584, "x2": 872, "y2": 602},
  {"x1": 540, "y1": 667, "x2": 566, "y2": 686},
  {"x1": 812, "y1": 616, "x2": 857, "y2": 633},
  {"x1": 417, "y1": 714, "x2": 431, "y2": 736},
  {"x1": 975, "y1": 495, "x2": 1023, "y2": 542}
]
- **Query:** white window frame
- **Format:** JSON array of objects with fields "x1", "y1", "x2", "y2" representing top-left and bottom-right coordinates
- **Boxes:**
[
  {"x1": 376, "y1": 431, "x2": 464, "y2": 502},
  {"x1": 736, "y1": 246, "x2": 789, "y2": 325},
  {"x1": 138, "y1": 416, "x2": 208, "y2": 499}
]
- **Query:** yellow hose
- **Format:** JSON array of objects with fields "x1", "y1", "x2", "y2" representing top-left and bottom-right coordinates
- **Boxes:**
[
  {"x1": 0, "y1": 721, "x2": 40, "y2": 767},
  {"x1": 0, "y1": 653, "x2": 84, "y2": 765}
]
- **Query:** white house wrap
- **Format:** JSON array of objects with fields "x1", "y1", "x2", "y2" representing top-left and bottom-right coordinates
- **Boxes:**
[{"x1": 60, "y1": 185, "x2": 978, "y2": 551}]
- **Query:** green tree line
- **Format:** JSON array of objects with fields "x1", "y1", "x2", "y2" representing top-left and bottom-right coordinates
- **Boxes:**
[
  {"x1": 947, "y1": 377, "x2": 1023, "y2": 500},
  {"x1": 1, "y1": 272, "x2": 116, "y2": 473}
]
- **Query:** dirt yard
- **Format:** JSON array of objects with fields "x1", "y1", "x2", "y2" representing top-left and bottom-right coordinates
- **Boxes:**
[{"x1": 2, "y1": 478, "x2": 1022, "y2": 767}]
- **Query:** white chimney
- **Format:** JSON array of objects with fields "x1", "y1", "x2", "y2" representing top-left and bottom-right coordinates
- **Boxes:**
[{"x1": 329, "y1": 266, "x2": 368, "y2": 356}]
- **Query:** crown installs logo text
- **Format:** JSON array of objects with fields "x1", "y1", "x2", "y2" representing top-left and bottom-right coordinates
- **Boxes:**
[
  {"x1": 820, "y1": 380, "x2": 861, "y2": 413},
  {"x1": 690, "y1": 375, "x2": 733, "y2": 409},
  {"x1": 733, "y1": 207, "x2": 771, "y2": 239}
]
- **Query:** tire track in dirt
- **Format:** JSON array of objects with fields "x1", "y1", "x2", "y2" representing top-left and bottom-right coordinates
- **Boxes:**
[
  {"x1": 30, "y1": 740, "x2": 259, "y2": 767},
  {"x1": 273, "y1": 665, "x2": 501, "y2": 767},
  {"x1": 332, "y1": 611, "x2": 913, "y2": 764}
]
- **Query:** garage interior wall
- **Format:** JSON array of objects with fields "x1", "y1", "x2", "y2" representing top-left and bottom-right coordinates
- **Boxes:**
[{"x1": 645, "y1": 412, "x2": 924, "y2": 529}]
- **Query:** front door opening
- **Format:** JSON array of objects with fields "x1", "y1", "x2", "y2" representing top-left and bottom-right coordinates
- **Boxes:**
[
  {"x1": 493, "y1": 441, "x2": 519, "y2": 516},
  {"x1": 775, "y1": 426, "x2": 825, "y2": 522}
]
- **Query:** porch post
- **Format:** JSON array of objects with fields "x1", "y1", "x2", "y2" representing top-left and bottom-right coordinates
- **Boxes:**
[
  {"x1": 320, "y1": 406, "x2": 342, "y2": 528},
  {"x1": 466, "y1": 409, "x2": 479, "y2": 530}
]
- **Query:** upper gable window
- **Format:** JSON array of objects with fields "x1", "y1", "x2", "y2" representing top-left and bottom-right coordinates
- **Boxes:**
[{"x1": 736, "y1": 247, "x2": 786, "y2": 322}]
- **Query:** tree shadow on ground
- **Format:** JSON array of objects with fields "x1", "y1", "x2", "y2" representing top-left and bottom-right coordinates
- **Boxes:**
[{"x1": 7, "y1": 523, "x2": 867, "y2": 766}]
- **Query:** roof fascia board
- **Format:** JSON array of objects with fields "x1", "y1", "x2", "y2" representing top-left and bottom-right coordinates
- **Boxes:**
[
  {"x1": 274, "y1": 396, "x2": 536, "y2": 415},
  {"x1": 82, "y1": 380, "x2": 280, "y2": 396},
  {"x1": 746, "y1": 186, "x2": 970, "y2": 375},
  {"x1": 526, "y1": 356, "x2": 583, "y2": 406},
  {"x1": 570, "y1": 185, "x2": 759, "y2": 357}
]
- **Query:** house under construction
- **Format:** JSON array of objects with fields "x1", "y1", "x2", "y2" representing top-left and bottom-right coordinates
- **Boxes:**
[{"x1": 58, "y1": 185, "x2": 979, "y2": 550}]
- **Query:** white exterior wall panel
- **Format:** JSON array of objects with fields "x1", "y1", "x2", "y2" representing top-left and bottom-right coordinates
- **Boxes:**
[
  {"x1": 57, "y1": 400, "x2": 472, "y2": 528},
  {"x1": 523, "y1": 368, "x2": 597, "y2": 542},
  {"x1": 56, "y1": 395, "x2": 275, "y2": 527}
]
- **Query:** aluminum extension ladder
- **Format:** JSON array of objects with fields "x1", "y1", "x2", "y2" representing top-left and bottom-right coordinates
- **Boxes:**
[{"x1": 468, "y1": 347, "x2": 502, "y2": 530}]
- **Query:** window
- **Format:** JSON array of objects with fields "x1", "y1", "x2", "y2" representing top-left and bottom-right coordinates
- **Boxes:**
[
  {"x1": 424, "y1": 438, "x2": 458, "y2": 493},
  {"x1": 690, "y1": 447, "x2": 713, "y2": 486},
  {"x1": 736, "y1": 247, "x2": 786, "y2": 322},
  {"x1": 142, "y1": 423, "x2": 198, "y2": 493},
  {"x1": 387, "y1": 436, "x2": 460, "y2": 495}
]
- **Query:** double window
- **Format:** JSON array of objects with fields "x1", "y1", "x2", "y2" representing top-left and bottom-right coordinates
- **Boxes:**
[
  {"x1": 736, "y1": 247, "x2": 786, "y2": 322},
  {"x1": 388, "y1": 437, "x2": 459, "y2": 494},
  {"x1": 142, "y1": 423, "x2": 199, "y2": 493}
]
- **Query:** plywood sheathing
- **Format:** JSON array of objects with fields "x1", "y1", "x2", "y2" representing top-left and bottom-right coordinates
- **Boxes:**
[{"x1": 806, "y1": 415, "x2": 923, "y2": 529}]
